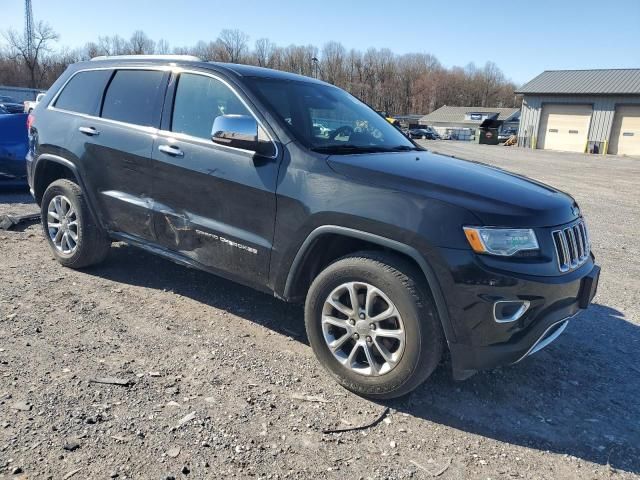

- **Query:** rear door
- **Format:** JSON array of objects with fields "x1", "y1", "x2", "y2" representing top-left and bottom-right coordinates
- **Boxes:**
[
  {"x1": 72, "y1": 68, "x2": 168, "y2": 240},
  {"x1": 150, "y1": 70, "x2": 280, "y2": 287}
]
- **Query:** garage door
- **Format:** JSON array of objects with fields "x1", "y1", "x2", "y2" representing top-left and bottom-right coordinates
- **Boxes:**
[
  {"x1": 609, "y1": 105, "x2": 640, "y2": 156},
  {"x1": 537, "y1": 104, "x2": 592, "y2": 153}
]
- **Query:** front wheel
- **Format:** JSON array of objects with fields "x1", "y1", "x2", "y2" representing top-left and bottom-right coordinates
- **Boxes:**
[
  {"x1": 305, "y1": 252, "x2": 443, "y2": 399},
  {"x1": 41, "y1": 179, "x2": 111, "y2": 268}
]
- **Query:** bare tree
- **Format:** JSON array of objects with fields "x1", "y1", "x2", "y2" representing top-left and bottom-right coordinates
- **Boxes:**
[
  {"x1": 254, "y1": 38, "x2": 276, "y2": 67},
  {"x1": 3, "y1": 21, "x2": 59, "y2": 88},
  {"x1": 217, "y1": 29, "x2": 249, "y2": 63},
  {"x1": 129, "y1": 30, "x2": 155, "y2": 55},
  {"x1": 156, "y1": 38, "x2": 170, "y2": 55},
  {"x1": 0, "y1": 27, "x2": 518, "y2": 114},
  {"x1": 321, "y1": 41, "x2": 346, "y2": 86}
]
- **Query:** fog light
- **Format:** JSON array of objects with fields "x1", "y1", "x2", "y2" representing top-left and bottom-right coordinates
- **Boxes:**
[{"x1": 493, "y1": 300, "x2": 530, "y2": 323}]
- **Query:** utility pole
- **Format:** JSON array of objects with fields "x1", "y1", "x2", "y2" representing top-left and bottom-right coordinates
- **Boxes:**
[{"x1": 24, "y1": 0, "x2": 34, "y2": 59}]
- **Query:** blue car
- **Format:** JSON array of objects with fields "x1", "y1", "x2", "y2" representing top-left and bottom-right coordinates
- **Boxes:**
[{"x1": 0, "y1": 112, "x2": 29, "y2": 186}]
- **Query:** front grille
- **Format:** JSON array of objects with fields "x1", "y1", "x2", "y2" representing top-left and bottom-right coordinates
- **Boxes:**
[{"x1": 552, "y1": 219, "x2": 590, "y2": 272}]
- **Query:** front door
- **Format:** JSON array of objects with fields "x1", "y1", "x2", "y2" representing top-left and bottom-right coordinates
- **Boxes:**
[{"x1": 150, "y1": 71, "x2": 280, "y2": 287}]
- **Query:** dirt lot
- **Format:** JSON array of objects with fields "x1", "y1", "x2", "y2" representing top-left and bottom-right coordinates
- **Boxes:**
[{"x1": 1, "y1": 144, "x2": 639, "y2": 479}]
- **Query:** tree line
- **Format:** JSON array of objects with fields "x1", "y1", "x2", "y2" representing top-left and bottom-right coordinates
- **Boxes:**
[{"x1": 0, "y1": 26, "x2": 520, "y2": 115}]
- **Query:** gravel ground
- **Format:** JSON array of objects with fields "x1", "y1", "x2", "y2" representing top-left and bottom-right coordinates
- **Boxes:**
[{"x1": 0, "y1": 144, "x2": 639, "y2": 479}]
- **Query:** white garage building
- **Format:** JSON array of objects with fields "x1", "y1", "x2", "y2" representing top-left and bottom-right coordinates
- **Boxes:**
[{"x1": 516, "y1": 69, "x2": 640, "y2": 156}]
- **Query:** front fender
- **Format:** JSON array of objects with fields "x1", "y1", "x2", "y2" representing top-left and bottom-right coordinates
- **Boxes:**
[{"x1": 280, "y1": 224, "x2": 457, "y2": 344}]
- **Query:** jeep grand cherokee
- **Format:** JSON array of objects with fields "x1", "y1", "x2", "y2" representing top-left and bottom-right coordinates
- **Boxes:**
[{"x1": 26, "y1": 55, "x2": 600, "y2": 398}]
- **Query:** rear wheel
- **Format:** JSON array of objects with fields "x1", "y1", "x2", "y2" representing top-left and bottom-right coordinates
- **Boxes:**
[
  {"x1": 41, "y1": 179, "x2": 111, "y2": 268},
  {"x1": 305, "y1": 251, "x2": 443, "y2": 399}
]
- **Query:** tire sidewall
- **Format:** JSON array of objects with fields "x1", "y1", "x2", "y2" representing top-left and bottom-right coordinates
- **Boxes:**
[
  {"x1": 41, "y1": 180, "x2": 87, "y2": 265},
  {"x1": 305, "y1": 258, "x2": 436, "y2": 398}
]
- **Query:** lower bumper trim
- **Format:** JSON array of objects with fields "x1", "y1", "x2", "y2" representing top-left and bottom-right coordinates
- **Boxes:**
[{"x1": 513, "y1": 318, "x2": 570, "y2": 364}]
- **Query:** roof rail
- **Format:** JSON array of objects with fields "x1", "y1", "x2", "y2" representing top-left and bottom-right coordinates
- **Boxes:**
[{"x1": 90, "y1": 54, "x2": 201, "y2": 62}]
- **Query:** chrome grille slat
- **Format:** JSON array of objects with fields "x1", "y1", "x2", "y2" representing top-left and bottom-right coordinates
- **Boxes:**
[
  {"x1": 552, "y1": 219, "x2": 590, "y2": 272},
  {"x1": 573, "y1": 225, "x2": 584, "y2": 258},
  {"x1": 566, "y1": 228, "x2": 578, "y2": 266}
]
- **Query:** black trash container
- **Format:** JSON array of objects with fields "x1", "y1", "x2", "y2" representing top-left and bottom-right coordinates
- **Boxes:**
[{"x1": 478, "y1": 117, "x2": 502, "y2": 145}]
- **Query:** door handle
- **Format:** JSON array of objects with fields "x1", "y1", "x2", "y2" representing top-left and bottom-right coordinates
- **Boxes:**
[
  {"x1": 78, "y1": 126, "x2": 100, "y2": 136},
  {"x1": 158, "y1": 144, "x2": 184, "y2": 157}
]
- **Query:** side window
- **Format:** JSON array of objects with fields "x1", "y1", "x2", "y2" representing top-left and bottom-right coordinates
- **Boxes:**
[
  {"x1": 54, "y1": 70, "x2": 112, "y2": 115},
  {"x1": 101, "y1": 70, "x2": 165, "y2": 127},
  {"x1": 171, "y1": 73, "x2": 251, "y2": 140}
]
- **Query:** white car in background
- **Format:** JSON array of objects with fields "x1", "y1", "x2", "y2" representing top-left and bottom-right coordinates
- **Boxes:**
[{"x1": 23, "y1": 92, "x2": 46, "y2": 113}]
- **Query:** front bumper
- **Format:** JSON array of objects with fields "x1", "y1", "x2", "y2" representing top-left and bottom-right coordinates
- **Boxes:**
[{"x1": 433, "y1": 248, "x2": 600, "y2": 377}]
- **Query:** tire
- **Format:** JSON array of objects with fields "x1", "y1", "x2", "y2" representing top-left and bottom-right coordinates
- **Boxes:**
[
  {"x1": 41, "y1": 179, "x2": 111, "y2": 268},
  {"x1": 305, "y1": 251, "x2": 444, "y2": 399},
  {"x1": 422, "y1": 135, "x2": 427, "y2": 140}
]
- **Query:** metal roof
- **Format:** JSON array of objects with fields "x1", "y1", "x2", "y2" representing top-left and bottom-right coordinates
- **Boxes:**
[
  {"x1": 516, "y1": 69, "x2": 640, "y2": 95},
  {"x1": 420, "y1": 106, "x2": 520, "y2": 125}
]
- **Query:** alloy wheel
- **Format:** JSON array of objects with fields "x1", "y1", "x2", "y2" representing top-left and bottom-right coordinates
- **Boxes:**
[
  {"x1": 47, "y1": 194, "x2": 78, "y2": 255},
  {"x1": 321, "y1": 281, "x2": 406, "y2": 376}
]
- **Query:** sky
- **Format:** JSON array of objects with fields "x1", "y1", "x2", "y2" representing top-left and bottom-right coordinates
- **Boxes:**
[{"x1": 2, "y1": 0, "x2": 639, "y2": 85}]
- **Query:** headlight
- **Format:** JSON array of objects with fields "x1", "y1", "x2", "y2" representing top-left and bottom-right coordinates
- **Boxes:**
[{"x1": 463, "y1": 227, "x2": 539, "y2": 256}]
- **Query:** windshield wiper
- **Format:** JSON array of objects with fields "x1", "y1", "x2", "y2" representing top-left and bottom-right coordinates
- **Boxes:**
[
  {"x1": 310, "y1": 144, "x2": 390, "y2": 154},
  {"x1": 389, "y1": 145, "x2": 420, "y2": 151}
]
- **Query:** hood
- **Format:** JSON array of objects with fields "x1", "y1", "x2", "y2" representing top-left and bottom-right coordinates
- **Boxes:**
[{"x1": 327, "y1": 150, "x2": 579, "y2": 227}]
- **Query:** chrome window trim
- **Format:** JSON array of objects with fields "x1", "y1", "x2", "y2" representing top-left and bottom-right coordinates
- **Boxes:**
[{"x1": 47, "y1": 65, "x2": 278, "y2": 160}]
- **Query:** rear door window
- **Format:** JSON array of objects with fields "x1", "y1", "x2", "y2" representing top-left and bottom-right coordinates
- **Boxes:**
[
  {"x1": 101, "y1": 70, "x2": 166, "y2": 127},
  {"x1": 54, "y1": 70, "x2": 112, "y2": 115},
  {"x1": 171, "y1": 73, "x2": 252, "y2": 139}
]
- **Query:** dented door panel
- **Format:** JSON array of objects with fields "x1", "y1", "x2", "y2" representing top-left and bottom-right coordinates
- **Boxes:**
[
  {"x1": 71, "y1": 119, "x2": 158, "y2": 241},
  {"x1": 150, "y1": 135, "x2": 278, "y2": 285}
]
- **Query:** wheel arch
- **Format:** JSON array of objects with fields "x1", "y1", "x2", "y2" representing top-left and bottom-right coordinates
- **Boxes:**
[
  {"x1": 33, "y1": 154, "x2": 81, "y2": 204},
  {"x1": 282, "y1": 225, "x2": 456, "y2": 344},
  {"x1": 33, "y1": 154, "x2": 102, "y2": 229}
]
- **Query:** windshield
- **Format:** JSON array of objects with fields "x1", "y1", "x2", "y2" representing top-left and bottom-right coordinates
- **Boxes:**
[{"x1": 245, "y1": 78, "x2": 418, "y2": 154}]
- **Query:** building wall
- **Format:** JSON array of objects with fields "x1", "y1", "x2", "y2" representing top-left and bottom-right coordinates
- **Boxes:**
[
  {"x1": 518, "y1": 94, "x2": 640, "y2": 153},
  {"x1": 0, "y1": 86, "x2": 45, "y2": 103}
]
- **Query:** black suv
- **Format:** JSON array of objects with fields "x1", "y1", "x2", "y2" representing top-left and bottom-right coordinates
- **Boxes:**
[{"x1": 26, "y1": 55, "x2": 600, "y2": 398}]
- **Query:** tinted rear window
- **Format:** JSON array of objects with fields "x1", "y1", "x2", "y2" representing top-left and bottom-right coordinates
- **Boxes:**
[
  {"x1": 101, "y1": 70, "x2": 165, "y2": 127},
  {"x1": 54, "y1": 70, "x2": 112, "y2": 115}
]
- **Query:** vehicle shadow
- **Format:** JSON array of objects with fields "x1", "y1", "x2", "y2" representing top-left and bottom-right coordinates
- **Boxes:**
[
  {"x1": 85, "y1": 243, "x2": 640, "y2": 475},
  {"x1": 391, "y1": 303, "x2": 640, "y2": 474}
]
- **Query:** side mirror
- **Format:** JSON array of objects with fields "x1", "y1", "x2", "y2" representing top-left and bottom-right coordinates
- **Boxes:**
[{"x1": 211, "y1": 114, "x2": 274, "y2": 157}]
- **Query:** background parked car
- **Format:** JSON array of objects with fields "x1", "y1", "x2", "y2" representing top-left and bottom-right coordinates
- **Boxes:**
[
  {"x1": 409, "y1": 128, "x2": 440, "y2": 140},
  {"x1": 23, "y1": 92, "x2": 46, "y2": 113},
  {"x1": 498, "y1": 127, "x2": 518, "y2": 143},
  {"x1": 0, "y1": 95, "x2": 24, "y2": 114},
  {"x1": 0, "y1": 113, "x2": 29, "y2": 186}
]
